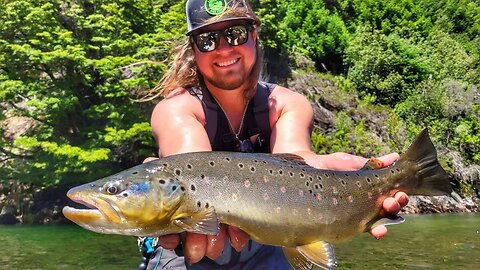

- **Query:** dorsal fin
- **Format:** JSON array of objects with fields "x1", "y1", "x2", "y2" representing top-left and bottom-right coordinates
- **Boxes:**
[{"x1": 272, "y1": 153, "x2": 308, "y2": 165}]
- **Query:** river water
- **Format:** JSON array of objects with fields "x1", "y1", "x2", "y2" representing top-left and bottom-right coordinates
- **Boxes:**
[{"x1": 0, "y1": 213, "x2": 478, "y2": 269}]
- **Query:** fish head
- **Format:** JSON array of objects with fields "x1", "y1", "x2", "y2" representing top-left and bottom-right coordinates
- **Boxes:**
[{"x1": 63, "y1": 163, "x2": 186, "y2": 236}]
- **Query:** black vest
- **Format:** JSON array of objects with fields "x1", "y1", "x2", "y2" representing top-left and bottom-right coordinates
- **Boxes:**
[{"x1": 187, "y1": 82, "x2": 275, "y2": 153}]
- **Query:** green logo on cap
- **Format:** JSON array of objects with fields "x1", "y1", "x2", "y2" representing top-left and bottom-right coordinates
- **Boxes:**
[{"x1": 205, "y1": 0, "x2": 227, "y2": 16}]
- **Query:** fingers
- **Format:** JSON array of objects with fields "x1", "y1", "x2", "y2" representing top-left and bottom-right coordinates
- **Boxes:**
[
  {"x1": 395, "y1": 192, "x2": 409, "y2": 208},
  {"x1": 369, "y1": 225, "x2": 387, "y2": 239},
  {"x1": 205, "y1": 224, "x2": 227, "y2": 260},
  {"x1": 376, "y1": 153, "x2": 400, "y2": 167},
  {"x1": 143, "y1": 157, "x2": 159, "y2": 163},
  {"x1": 158, "y1": 234, "x2": 180, "y2": 250},
  {"x1": 382, "y1": 197, "x2": 401, "y2": 214},
  {"x1": 228, "y1": 225, "x2": 250, "y2": 252},
  {"x1": 370, "y1": 192, "x2": 409, "y2": 240},
  {"x1": 327, "y1": 152, "x2": 368, "y2": 171},
  {"x1": 184, "y1": 232, "x2": 207, "y2": 264}
]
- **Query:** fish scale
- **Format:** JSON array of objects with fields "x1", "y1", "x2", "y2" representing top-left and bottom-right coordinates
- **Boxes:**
[{"x1": 63, "y1": 129, "x2": 452, "y2": 270}]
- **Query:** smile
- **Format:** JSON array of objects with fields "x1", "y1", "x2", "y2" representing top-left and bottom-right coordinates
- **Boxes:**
[{"x1": 216, "y1": 58, "x2": 239, "y2": 67}]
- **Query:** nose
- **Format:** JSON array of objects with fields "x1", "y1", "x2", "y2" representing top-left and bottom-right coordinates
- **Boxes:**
[{"x1": 216, "y1": 35, "x2": 233, "y2": 51}]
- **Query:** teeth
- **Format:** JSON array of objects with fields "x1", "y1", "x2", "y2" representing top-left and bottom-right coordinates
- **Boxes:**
[{"x1": 217, "y1": 59, "x2": 238, "y2": 67}]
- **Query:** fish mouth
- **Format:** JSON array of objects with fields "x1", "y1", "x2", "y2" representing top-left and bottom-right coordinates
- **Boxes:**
[
  {"x1": 63, "y1": 196, "x2": 106, "y2": 223},
  {"x1": 63, "y1": 191, "x2": 124, "y2": 232}
]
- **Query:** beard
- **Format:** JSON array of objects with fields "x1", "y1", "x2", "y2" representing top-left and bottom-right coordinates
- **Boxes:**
[{"x1": 203, "y1": 69, "x2": 247, "y2": 90}]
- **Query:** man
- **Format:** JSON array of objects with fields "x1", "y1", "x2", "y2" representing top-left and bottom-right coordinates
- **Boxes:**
[{"x1": 143, "y1": 0, "x2": 409, "y2": 269}]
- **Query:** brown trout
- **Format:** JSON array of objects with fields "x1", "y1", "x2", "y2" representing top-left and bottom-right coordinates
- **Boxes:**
[{"x1": 63, "y1": 129, "x2": 451, "y2": 270}]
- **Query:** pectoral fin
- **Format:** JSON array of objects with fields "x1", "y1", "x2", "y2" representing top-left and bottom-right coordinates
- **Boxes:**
[
  {"x1": 173, "y1": 207, "x2": 220, "y2": 235},
  {"x1": 283, "y1": 241, "x2": 336, "y2": 270}
]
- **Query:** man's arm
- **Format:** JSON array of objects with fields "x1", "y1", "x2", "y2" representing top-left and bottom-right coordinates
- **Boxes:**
[{"x1": 268, "y1": 86, "x2": 409, "y2": 239}]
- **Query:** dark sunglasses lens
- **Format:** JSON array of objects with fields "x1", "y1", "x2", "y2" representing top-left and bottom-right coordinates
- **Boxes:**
[
  {"x1": 195, "y1": 32, "x2": 218, "y2": 52},
  {"x1": 225, "y1": 25, "x2": 248, "y2": 46}
]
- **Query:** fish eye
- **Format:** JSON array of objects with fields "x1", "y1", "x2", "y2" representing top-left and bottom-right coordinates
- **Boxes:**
[{"x1": 103, "y1": 182, "x2": 123, "y2": 195}]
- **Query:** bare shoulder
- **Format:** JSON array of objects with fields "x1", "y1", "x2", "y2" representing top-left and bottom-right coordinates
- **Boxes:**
[
  {"x1": 151, "y1": 88, "x2": 205, "y2": 126},
  {"x1": 268, "y1": 85, "x2": 312, "y2": 118}
]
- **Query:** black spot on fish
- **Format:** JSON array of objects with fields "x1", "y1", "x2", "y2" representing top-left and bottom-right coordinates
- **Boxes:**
[
  {"x1": 180, "y1": 186, "x2": 185, "y2": 191},
  {"x1": 314, "y1": 184, "x2": 319, "y2": 189},
  {"x1": 132, "y1": 171, "x2": 138, "y2": 175},
  {"x1": 391, "y1": 170, "x2": 395, "y2": 174},
  {"x1": 308, "y1": 176, "x2": 313, "y2": 181},
  {"x1": 289, "y1": 172, "x2": 294, "y2": 177},
  {"x1": 366, "y1": 177, "x2": 372, "y2": 184},
  {"x1": 299, "y1": 173, "x2": 305, "y2": 178},
  {"x1": 187, "y1": 164, "x2": 193, "y2": 170},
  {"x1": 172, "y1": 185, "x2": 177, "y2": 191},
  {"x1": 396, "y1": 168, "x2": 400, "y2": 172},
  {"x1": 317, "y1": 176, "x2": 322, "y2": 181},
  {"x1": 163, "y1": 163, "x2": 168, "y2": 167},
  {"x1": 269, "y1": 169, "x2": 274, "y2": 175},
  {"x1": 262, "y1": 160, "x2": 267, "y2": 164},
  {"x1": 356, "y1": 181, "x2": 362, "y2": 187},
  {"x1": 306, "y1": 181, "x2": 310, "y2": 187},
  {"x1": 225, "y1": 157, "x2": 231, "y2": 162},
  {"x1": 309, "y1": 190, "x2": 313, "y2": 194},
  {"x1": 209, "y1": 161, "x2": 215, "y2": 167},
  {"x1": 278, "y1": 170, "x2": 284, "y2": 175},
  {"x1": 344, "y1": 173, "x2": 349, "y2": 177},
  {"x1": 201, "y1": 174, "x2": 205, "y2": 180},
  {"x1": 123, "y1": 193, "x2": 128, "y2": 197},
  {"x1": 374, "y1": 174, "x2": 379, "y2": 178},
  {"x1": 159, "y1": 179, "x2": 166, "y2": 185},
  {"x1": 254, "y1": 159, "x2": 258, "y2": 163},
  {"x1": 238, "y1": 163, "x2": 244, "y2": 169},
  {"x1": 250, "y1": 167, "x2": 256, "y2": 172},
  {"x1": 356, "y1": 173, "x2": 360, "y2": 177},
  {"x1": 191, "y1": 184, "x2": 196, "y2": 191},
  {"x1": 319, "y1": 183, "x2": 324, "y2": 190},
  {"x1": 197, "y1": 201, "x2": 201, "y2": 208},
  {"x1": 175, "y1": 169, "x2": 181, "y2": 176},
  {"x1": 341, "y1": 180, "x2": 346, "y2": 186},
  {"x1": 324, "y1": 173, "x2": 330, "y2": 178},
  {"x1": 205, "y1": 202, "x2": 210, "y2": 208}
]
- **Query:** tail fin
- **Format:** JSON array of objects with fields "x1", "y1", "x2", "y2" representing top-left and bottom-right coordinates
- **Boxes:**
[{"x1": 400, "y1": 129, "x2": 452, "y2": 196}]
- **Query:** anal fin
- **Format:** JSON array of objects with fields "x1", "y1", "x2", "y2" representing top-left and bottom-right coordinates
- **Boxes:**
[{"x1": 283, "y1": 241, "x2": 337, "y2": 270}]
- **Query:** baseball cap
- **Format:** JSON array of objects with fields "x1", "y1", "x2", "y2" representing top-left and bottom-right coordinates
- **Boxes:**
[{"x1": 186, "y1": 0, "x2": 259, "y2": 35}]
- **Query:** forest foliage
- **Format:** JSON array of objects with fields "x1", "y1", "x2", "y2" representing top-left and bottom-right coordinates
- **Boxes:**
[{"x1": 1, "y1": 0, "x2": 479, "y2": 191}]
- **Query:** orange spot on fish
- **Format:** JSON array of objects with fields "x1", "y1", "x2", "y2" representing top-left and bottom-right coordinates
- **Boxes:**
[
  {"x1": 244, "y1": 180, "x2": 251, "y2": 188},
  {"x1": 299, "y1": 190, "x2": 304, "y2": 197},
  {"x1": 348, "y1": 195, "x2": 353, "y2": 203},
  {"x1": 332, "y1": 186, "x2": 338, "y2": 194},
  {"x1": 280, "y1": 187, "x2": 286, "y2": 193},
  {"x1": 332, "y1": 198, "x2": 338, "y2": 205}
]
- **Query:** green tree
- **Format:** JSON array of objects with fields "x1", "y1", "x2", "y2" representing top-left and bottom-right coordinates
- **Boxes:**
[{"x1": 0, "y1": 0, "x2": 186, "y2": 185}]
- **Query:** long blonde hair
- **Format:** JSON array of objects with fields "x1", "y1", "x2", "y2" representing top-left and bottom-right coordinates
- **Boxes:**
[{"x1": 144, "y1": 6, "x2": 263, "y2": 101}]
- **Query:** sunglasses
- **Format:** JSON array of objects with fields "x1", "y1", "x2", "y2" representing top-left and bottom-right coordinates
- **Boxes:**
[{"x1": 191, "y1": 24, "x2": 253, "y2": 52}]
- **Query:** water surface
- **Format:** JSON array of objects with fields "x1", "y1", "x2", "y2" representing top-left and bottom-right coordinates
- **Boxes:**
[{"x1": 0, "y1": 214, "x2": 478, "y2": 269}]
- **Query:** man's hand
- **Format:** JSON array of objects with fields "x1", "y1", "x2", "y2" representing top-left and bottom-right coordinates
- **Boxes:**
[
  {"x1": 157, "y1": 225, "x2": 249, "y2": 264},
  {"x1": 322, "y1": 152, "x2": 410, "y2": 239}
]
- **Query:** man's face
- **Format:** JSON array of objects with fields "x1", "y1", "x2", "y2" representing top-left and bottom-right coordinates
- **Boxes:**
[{"x1": 192, "y1": 20, "x2": 257, "y2": 91}]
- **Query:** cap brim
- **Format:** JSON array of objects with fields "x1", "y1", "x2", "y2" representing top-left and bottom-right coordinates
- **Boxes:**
[{"x1": 186, "y1": 17, "x2": 256, "y2": 35}]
